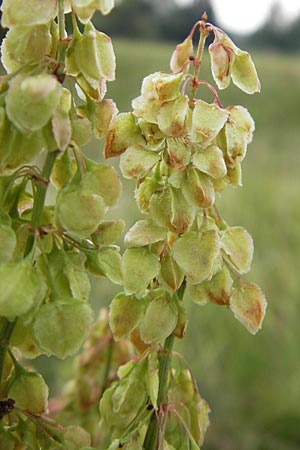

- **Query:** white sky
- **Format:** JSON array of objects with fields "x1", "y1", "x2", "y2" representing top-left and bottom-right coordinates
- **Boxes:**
[{"x1": 175, "y1": 0, "x2": 300, "y2": 34}]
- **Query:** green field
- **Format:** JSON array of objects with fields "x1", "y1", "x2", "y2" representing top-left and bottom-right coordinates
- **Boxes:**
[{"x1": 35, "y1": 39, "x2": 300, "y2": 450}]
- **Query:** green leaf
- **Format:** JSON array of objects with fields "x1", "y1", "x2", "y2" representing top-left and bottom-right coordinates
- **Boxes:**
[
  {"x1": 191, "y1": 100, "x2": 229, "y2": 147},
  {"x1": 157, "y1": 95, "x2": 189, "y2": 137},
  {"x1": 8, "y1": 371, "x2": 48, "y2": 414},
  {"x1": 123, "y1": 247, "x2": 160, "y2": 296},
  {"x1": 1, "y1": 0, "x2": 57, "y2": 27},
  {"x1": 104, "y1": 112, "x2": 143, "y2": 158},
  {"x1": 140, "y1": 296, "x2": 178, "y2": 344},
  {"x1": 172, "y1": 230, "x2": 220, "y2": 284},
  {"x1": 33, "y1": 298, "x2": 94, "y2": 358},
  {"x1": 231, "y1": 50, "x2": 261, "y2": 94},
  {"x1": 229, "y1": 283, "x2": 267, "y2": 334},
  {"x1": 170, "y1": 37, "x2": 194, "y2": 73},
  {"x1": 124, "y1": 219, "x2": 167, "y2": 248},
  {"x1": 120, "y1": 145, "x2": 160, "y2": 179},
  {"x1": 221, "y1": 226, "x2": 253, "y2": 274},
  {"x1": 109, "y1": 292, "x2": 144, "y2": 340},
  {"x1": 0, "y1": 258, "x2": 42, "y2": 321},
  {"x1": 0, "y1": 224, "x2": 16, "y2": 264},
  {"x1": 187, "y1": 266, "x2": 233, "y2": 306},
  {"x1": 5, "y1": 74, "x2": 62, "y2": 133},
  {"x1": 192, "y1": 145, "x2": 227, "y2": 179},
  {"x1": 1, "y1": 24, "x2": 52, "y2": 73}
]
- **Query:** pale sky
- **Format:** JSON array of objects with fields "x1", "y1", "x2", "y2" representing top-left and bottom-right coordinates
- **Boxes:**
[{"x1": 175, "y1": 0, "x2": 300, "y2": 34}]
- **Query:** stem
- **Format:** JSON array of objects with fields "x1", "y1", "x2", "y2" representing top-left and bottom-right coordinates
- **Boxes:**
[
  {"x1": 99, "y1": 337, "x2": 114, "y2": 398},
  {"x1": 190, "y1": 22, "x2": 209, "y2": 101},
  {"x1": 57, "y1": 0, "x2": 66, "y2": 64},
  {"x1": 0, "y1": 321, "x2": 15, "y2": 388}
]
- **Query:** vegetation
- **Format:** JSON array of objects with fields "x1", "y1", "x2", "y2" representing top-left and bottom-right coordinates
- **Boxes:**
[{"x1": 1, "y1": 1, "x2": 299, "y2": 449}]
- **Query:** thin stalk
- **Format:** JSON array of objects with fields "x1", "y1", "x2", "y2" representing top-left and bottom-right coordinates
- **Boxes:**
[
  {"x1": 189, "y1": 22, "x2": 209, "y2": 101},
  {"x1": 57, "y1": 0, "x2": 66, "y2": 64},
  {"x1": 99, "y1": 337, "x2": 114, "y2": 398}
]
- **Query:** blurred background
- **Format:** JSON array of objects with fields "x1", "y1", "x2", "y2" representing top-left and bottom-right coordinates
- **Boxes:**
[{"x1": 1, "y1": 0, "x2": 300, "y2": 449}]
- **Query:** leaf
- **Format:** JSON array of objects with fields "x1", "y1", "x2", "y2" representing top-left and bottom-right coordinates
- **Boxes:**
[
  {"x1": 172, "y1": 230, "x2": 220, "y2": 284},
  {"x1": 221, "y1": 226, "x2": 253, "y2": 273},
  {"x1": 157, "y1": 95, "x2": 189, "y2": 137},
  {"x1": 231, "y1": 50, "x2": 261, "y2": 94},
  {"x1": 104, "y1": 112, "x2": 143, "y2": 158},
  {"x1": 229, "y1": 283, "x2": 267, "y2": 334},
  {"x1": 120, "y1": 145, "x2": 160, "y2": 179},
  {"x1": 123, "y1": 247, "x2": 160, "y2": 296},
  {"x1": 33, "y1": 298, "x2": 94, "y2": 359},
  {"x1": 192, "y1": 145, "x2": 227, "y2": 179},
  {"x1": 109, "y1": 292, "x2": 144, "y2": 340},
  {"x1": 8, "y1": 371, "x2": 48, "y2": 415},
  {"x1": 0, "y1": 258, "x2": 42, "y2": 321},
  {"x1": 125, "y1": 219, "x2": 167, "y2": 248},
  {"x1": 191, "y1": 100, "x2": 229, "y2": 147},
  {"x1": 140, "y1": 296, "x2": 178, "y2": 344}
]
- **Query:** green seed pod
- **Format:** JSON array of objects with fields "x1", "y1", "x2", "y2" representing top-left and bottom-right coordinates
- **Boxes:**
[
  {"x1": 104, "y1": 112, "x2": 144, "y2": 159},
  {"x1": 78, "y1": 98, "x2": 117, "y2": 139},
  {"x1": 1, "y1": 0, "x2": 57, "y2": 28},
  {"x1": 232, "y1": 50, "x2": 261, "y2": 94},
  {"x1": 120, "y1": 145, "x2": 160, "y2": 180},
  {"x1": 209, "y1": 41, "x2": 236, "y2": 90},
  {"x1": 124, "y1": 219, "x2": 167, "y2": 248},
  {"x1": 158, "y1": 249, "x2": 184, "y2": 294},
  {"x1": 109, "y1": 292, "x2": 144, "y2": 340},
  {"x1": 166, "y1": 138, "x2": 191, "y2": 170},
  {"x1": 83, "y1": 158, "x2": 122, "y2": 207},
  {"x1": 135, "y1": 177, "x2": 161, "y2": 214},
  {"x1": 229, "y1": 283, "x2": 267, "y2": 334},
  {"x1": 33, "y1": 298, "x2": 94, "y2": 358},
  {"x1": 8, "y1": 370, "x2": 49, "y2": 414},
  {"x1": 70, "y1": 113, "x2": 92, "y2": 146},
  {"x1": 172, "y1": 230, "x2": 220, "y2": 285},
  {"x1": 72, "y1": 0, "x2": 115, "y2": 23},
  {"x1": 122, "y1": 247, "x2": 160, "y2": 296},
  {"x1": 192, "y1": 144, "x2": 227, "y2": 179},
  {"x1": 187, "y1": 266, "x2": 233, "y2": 306},
  {"x1": 157, "y1": 95, "x2": 189, "y2": 137},
  {"x1": 5, "y1": 74, "x2": 62, "y2": 134},
  {"x1": 72, "y1": 22, "x2": 115, "y2": 88},
  {"x1": 51, "y1": 88, "x2": 72, "y2": 151},
  {"x1": 221, "y1": 226, "x2": 253, "y2": 274},
  {"x1": 191, "y1": 100, "x2": 229, "y2": 147},
  {"x1": 182, "y1": 167, "x2": 215, "y2": 208},
  {"x1": 0, "y1": 223, "x2": 16, "y2": 264},
  {"x1": 91, "y1": 219, "x2": 125, "y2": 246},
  {"x1": 55, "y1": 184, "x2": 105, "y2": 239},
  {"x1": 50, "y1": 151, "x2": 76, "y2": 189},
  {"x1": 1, "y1": 24, "x2": 52, "y2": 73},
  {"x1": 140, "y1": 295, "x2": 178, "y2": 344},
  {"x1": 62, "y1": 425, "x2": 91, "y2": 449},
  {"x1": 0, "y1": 258, "x2": 42, "y2": 321},
  {"x1": 170, "y1": 36, "x2": 194, "y2": 73},
  {"x1": 84, "y1": 245, "x2": 122, "y2": 285}
]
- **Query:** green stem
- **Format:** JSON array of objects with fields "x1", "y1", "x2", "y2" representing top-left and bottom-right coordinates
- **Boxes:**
[
  {"x1": 57, "y1": 0, "x2": 66, "y2": 64},
  {"x1": 0, "y1": 321, "x2": 15, "y2": 388},
  {"x1": 99, "y1": 337, "x2": 114, "y2": 398},
  {"x1": 143, "y1": 334, "x2": 175, "y2": 450},
  {"x1": 189, "y1": 24, "x2": 209, "y2": 101}
]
